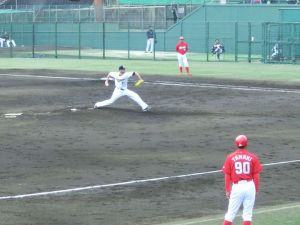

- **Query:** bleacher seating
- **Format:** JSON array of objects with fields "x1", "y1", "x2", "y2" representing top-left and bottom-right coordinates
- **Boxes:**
[
  {"x1": 1, "y1": 0, "x2": 93, "y2": 6},
  {"x1": 119, "y1": 0, "x2": 205, "y2": 4},
  {"x1": 0, "y1": 0, "x2": 9, "y2": 6}
]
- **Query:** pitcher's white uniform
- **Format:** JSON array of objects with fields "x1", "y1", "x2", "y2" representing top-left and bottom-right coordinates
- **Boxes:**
[
  {"x1": 222, "y1": 135, "x2": 263, "y2": 225},
  {"x1": 94, "y1": 68, "x2": 150, "y2": 111}
]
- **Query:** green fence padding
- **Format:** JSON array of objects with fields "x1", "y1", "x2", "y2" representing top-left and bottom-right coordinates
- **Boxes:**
[
  {"x1": 280, "y1": 8, "x2": 300, "y2": 22},
  {"x1": 1, "y1": 5, "x2": 299, "y2": 63}
]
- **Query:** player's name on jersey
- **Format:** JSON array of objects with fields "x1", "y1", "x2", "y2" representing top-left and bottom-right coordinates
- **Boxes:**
[{"x1": 231, "y1": 154, "x2": 253, "y2": 162}]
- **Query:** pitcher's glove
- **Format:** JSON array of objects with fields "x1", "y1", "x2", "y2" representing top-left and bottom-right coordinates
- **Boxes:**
[{"x1": 134, "y1": 79, "x2": 144, "y2": 88}]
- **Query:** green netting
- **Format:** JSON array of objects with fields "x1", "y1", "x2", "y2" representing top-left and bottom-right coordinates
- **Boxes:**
[
  {"x1": 1, "y1": 5, "x2": 298, "y2": 63},
  {"x1": 262, "y1": 22, "x2": 300, "y2": 64}
]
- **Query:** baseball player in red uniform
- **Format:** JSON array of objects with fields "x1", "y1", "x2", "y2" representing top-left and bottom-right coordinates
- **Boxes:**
[
  {"x1": 222, "y1": 135, "x2": 263, "y2": 225},
  {"x1": 176, "y1": 36, "x2": 191, "y2": 76}
]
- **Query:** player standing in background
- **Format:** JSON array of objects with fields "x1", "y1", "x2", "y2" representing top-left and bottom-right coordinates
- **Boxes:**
[
  {"x1": 0, "y1": 32, "x2": 5, "y2": 48},
  {"x1": 145, "y1": 26, "x2": 156, "y2": 53},
  {"x1": 222, "y1": 135, "x2": 263, "y2": 225},
  {"x1": 94, "y1": 65, "x2": 151, "y2": 112},
  {"x1": 176, "y1": 36, "x2": 191, "y2": 76}
]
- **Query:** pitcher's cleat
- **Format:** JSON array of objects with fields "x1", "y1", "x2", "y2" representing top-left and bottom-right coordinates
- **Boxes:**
[{"x1": 142, "y1": 106, "x2": 152, "y2": 112}]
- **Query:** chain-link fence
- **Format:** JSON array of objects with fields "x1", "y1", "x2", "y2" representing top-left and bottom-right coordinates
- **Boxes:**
[
  {"x1": 262, "y1": 22, "x2": 300, "y2": 64},
  {"x1": 0, "y1": 21, "x2": 267, "y2": 62},
  {"x1": 0, "y1": 4, "x2": 198, "y2": 28}
]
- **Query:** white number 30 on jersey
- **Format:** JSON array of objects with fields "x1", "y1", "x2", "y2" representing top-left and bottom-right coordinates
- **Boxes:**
[{"x1": 234, "y1": 161, "x2": 251, "y2": 174}]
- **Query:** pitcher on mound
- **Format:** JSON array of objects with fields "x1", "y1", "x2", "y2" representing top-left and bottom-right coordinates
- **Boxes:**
[{"x1": 94, "y1": 66, "x2": 151, "y2": 112}]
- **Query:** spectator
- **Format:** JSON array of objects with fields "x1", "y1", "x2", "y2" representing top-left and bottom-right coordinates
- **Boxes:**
[
  {"x1": 0, "y1": 32, "x2": 5, "y2": 48},
  {"x1": 145, "y1": 26, "x2": 156, "y2": 53},
  {"x1": 211, "y1": 39, "x2": 225, "y2": 60},
  {"x1": 271, "y1": 43, "x2": 282, "y2": 61},
  {"x1": 172, "y1": 5, "x2": 178, "y2": 24},
  {"x1": 2, "y1": 32, "x2": 16, "y2": 48}
]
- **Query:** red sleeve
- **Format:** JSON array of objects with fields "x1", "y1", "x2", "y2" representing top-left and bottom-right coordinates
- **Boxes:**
[
  {"x1": 253, "y1": 173, "x2": 260, "y2": 192},
  {"x1": 222, "y1": 156, "x2": 231, "y2": 175},
  {"x1": 175, "y1": 43, "x2": 179, "y2": 52},
  {"x1": 224, "y1": 174, "x2": 231, "y2": 193},
  {"x1": 253, "y1": 156, "x2": 263, "y2": 174}
]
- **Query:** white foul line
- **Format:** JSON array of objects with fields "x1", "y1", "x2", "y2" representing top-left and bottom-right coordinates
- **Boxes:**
[
  {"x1": 0, "y1": 159, "x2": 299, "y2": 201},
  {"x1": 0, "y1": 73, "x2": 98, "y2": 81},
  {"x1": 164, "y1": 204, "x2": 300, "y2": 225},
  {"x1": 146, "y1": 81, "x2": 300, "y2": 94},
  {"x1": 0, "y1": 73, "x2": 300, "y2": 94}
]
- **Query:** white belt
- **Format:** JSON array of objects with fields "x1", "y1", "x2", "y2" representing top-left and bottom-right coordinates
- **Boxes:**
[{"x1": 235, "y1": 179, "x2": 253, "y2": 184}]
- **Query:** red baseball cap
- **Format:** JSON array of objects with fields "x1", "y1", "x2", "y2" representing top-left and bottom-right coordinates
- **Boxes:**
[{"x1": 235, "y1": 135, "x2": 248, "y2": 148}]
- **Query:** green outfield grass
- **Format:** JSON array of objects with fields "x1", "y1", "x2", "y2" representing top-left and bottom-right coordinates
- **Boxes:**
[
  {"x1": 0, "y1": 58, "x2": 300, "y2": 84},
  {"x1": 159, "y1": 203, "x2": 300, "y2": 225}
]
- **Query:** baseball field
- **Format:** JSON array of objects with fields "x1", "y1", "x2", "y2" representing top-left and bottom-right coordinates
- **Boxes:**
[{"x1": 0, "y1": 58, "x2": 300, "y2": 225}]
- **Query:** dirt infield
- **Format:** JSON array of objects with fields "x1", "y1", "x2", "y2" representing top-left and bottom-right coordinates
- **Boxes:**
[{"x1": 0, "y1": 69, "x2": 300, "y2": 225}]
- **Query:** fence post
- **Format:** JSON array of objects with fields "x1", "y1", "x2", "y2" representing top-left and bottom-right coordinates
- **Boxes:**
[
  {"x1": 79, "y1": 5, "x2": 81, "y2": 22},
  {"x1": 266, "y1": 23, "x2": 270, "y2": 63},
  {"x1": 248, "y1": 22, "x2": 252, "y2": 63},
  {"x1": 9, "y1": 22, "x2": 13, "y2": 58},
  {"x1": 205, "y1": 22, "x2": 209, "y2": 62},
  {"x1": 262, "y1": 22, "x2": 266, "y2": 63},
  {"x1": 49, "y1": 5, "x2": 51, "y2": 23},
  {"x1": 128, "y1": 22, "x2": 130, "y2": 59},
  {"x1": 55, "y1": 22, "x2": 58, "y2": 58},
  {"x1": 291, "y1": 24, "x2": 295, "y2": 63},
  {"x1": 55, "y1": 5, "x2": 58, "y2": 22},
  {"x1": 78, "y1": 22, "x2": 81, "y2": 59},
  {"x1": 33, "y1": 5, "x2": 35, "y2": 23},
  {"x1": 180, "y1": 22, "x2": 183, "y2": 36},
  {"x1": 10, "y1": 5, "x2": 13, "y2": 23},
  {"x1": 153, "y1": 25, "x2": 156, "y2": 60},
  {"x1": 164, "y1": 31, "x2": 166, "y2": 52},
  {"x1": 142, "y1": 6, "x2": 144, "y2": 31},
  {"x1": 164, "y1": 5, "x2": 167, "y2": 30},
  {"x1": 32, "y1": 22, "x2": 35, "y2": 58},
  {"x1": 235, "y1": 22, "x2": 238, "y2": 62},
  {"x1": 102, "y1": 22, "x2": 105, "y2": 59}
]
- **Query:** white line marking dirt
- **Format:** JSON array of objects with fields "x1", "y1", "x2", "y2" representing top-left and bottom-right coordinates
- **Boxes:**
[
  {"x1": 4, "y1": 113, "x2": 23, "y2": 118},
  {"x1": 0, "y1": 73, "x2": 98, "y2": 81},
  {"x1": 147, "y1": 81, "x2": 300, "y2": 94},
  {"x1": 161, "y1": 204, "x2": 300, "y2": 225},
  {"x1": 0, "y1": 159, "x2": 299, "y2": 200},
  {"x1": 1, "y1": 73, "x2": 300, "y2": 94}
]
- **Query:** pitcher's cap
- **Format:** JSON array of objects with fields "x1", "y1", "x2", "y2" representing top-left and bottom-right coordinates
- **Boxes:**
[
  {"x1": 179, "y1": 36, "x2": 184, "y2": 40},
  {"x1": 118, "y1": 65, "x2": 125, "y2": 70}
]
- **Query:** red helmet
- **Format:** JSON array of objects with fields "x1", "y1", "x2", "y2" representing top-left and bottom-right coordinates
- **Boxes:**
[{"x1": 235, "y1": 135, "x2": 248, "y2": 148}]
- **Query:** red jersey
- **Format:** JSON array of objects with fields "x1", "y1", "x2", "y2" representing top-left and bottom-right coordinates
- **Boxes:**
[
  {"x1": 176, "y1": 41, "x2": 188, "y2": 55},
  {"x1": 223, "y1": 149, "x2": 262, "y2": 184}
]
